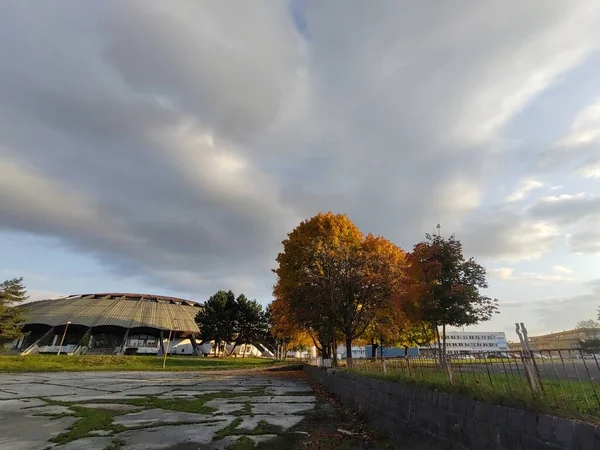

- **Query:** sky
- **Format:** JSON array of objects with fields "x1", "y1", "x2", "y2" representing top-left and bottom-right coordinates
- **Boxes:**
[{"x1": 1, "y1": 1, "x2": 600, "y2": 341}]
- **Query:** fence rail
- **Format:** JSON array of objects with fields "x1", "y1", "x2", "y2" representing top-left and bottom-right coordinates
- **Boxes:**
[{"x1": 306, "y1": 348, "x2": 600, "y2": 422}]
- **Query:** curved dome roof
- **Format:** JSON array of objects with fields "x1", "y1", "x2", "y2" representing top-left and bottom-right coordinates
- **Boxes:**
[{"x1": 23, "y1": 293, "x2": 202, "y2": 334}]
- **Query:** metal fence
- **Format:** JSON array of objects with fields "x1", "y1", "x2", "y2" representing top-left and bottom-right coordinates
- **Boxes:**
[{"x1": 308, "y1": 348, "x2": 600, "y2": 422}]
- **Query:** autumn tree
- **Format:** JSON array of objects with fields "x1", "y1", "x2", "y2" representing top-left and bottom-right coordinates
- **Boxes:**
[
  {"x1": 404, "y1": 233, "x2": 498, "y2": 362},
  {"x1": 361, "y1": 306, "x2": 405, "y2": 358},
  {"x1": 396, "y1": 317, "x2": 437, "y2": 356},
  {"x1": 274, "y1": 213, "x2": 362, "y2": 361},
  {"x1": 265, "y1": 302, "x2": 313, "y2": 358},
  {"x1": 0, "y1": 278, "x2": 28, "y2": 346},
  {"x1": 273, "y1": 212, "x2": 407, "y2": 367}
]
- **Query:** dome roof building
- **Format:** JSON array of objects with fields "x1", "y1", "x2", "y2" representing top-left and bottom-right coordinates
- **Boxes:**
[{"x1": 15, "y1": 293, "x2": 204, "y2": 356}]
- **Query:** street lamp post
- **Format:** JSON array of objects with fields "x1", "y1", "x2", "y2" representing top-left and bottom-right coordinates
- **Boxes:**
[
  {"x1": 162, "y1": 319, "x2": 179, "y2": 369},
  {"x1": 162, "y1": 328, "x2": 173, "y2": 369},
  {"x1": 57, "y1": 321, "x2": 71, "y2": 356}
]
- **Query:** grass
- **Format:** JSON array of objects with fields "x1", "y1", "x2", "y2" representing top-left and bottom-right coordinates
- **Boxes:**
[
  {"x1": 349, "y1": 364, "x2": 600, "y2": 424},
  {"x1": 0, "y1": 355, "x2": 281, "y2": 373},
  {"x1": 50, "y1": 406, "x2": 126, "y2": 445},
  {"x1": 229, "y1": 436, "x2": 257, "y2": 450}
]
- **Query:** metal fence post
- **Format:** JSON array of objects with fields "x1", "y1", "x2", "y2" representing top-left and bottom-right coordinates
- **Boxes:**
[{"x1": 516, "y1": 323, "x2": 542, "y2": 397}]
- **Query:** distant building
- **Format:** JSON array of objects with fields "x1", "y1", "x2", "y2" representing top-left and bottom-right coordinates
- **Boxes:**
[
  {"x1": 336, "y1": 345, "x2": 367, "y2": 359},
  {"x1": 365, "y1": 345, "x2": 420, "y2": 358},
  {"x1": 433, "y1": 331, "x2": 508, "y2": 355},
  {"x1": 526, "y1": 328, "x2": 600, "y2": 352}
]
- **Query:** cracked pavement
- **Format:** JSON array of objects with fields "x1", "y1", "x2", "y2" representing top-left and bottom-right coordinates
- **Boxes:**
[{"x1": 0, "y1": 371, "x2": 316, "y2": 450}]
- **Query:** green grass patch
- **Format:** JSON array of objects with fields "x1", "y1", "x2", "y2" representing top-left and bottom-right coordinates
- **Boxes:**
[
  {"x1": 214, "y1": 417, "x2": 244, "y2": 440},
  {"x1": 229, "y1": 436, "x2": 256, "y2": 450},
  {"x1": 349, "y1": 366, "x2": 600, "y2": 423},
  {"x1": 50, "y1": 406, "x2": 126, "y2": 445},
  {"x1": 0, "y1": 355, "x2": 282, "y2": 373}
]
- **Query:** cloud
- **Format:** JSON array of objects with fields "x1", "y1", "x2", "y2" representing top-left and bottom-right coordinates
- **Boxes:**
[
  {"x1": 488, "y1": 267, "x2": 573, "y2": 282},
  {"x1": 575, "y1": 158, "x2": 600, "y2": 179},
  {"x1": 488, "y1": 268, "x2": 515, "y2": 280},
  {"x1": 553, "y1": 265, "x2": 573, "y2": 274},
  {"x1": 1, "y1": 2, "x2": 600, "y2": 301},
  {"x1": 24, "y1": 290, "x2": 67, "y2": 304},
  {"x1": 528, "y1": 280, "x2": 600, "y2": 332},
  {"x1": 526, "y1": 192, "x2": 600, "y2": 225},
  {"x1": 569, "y1": 228, "x2": 600, "y2": 254},
  {"x1": 505, "y1": 179, "x2": 544, "y2": 202},
  {"x1": 560, "y1": 96, "x2": 600, "y2": 147},
  {"x1": 461, "y1": 211, "x2": 559, "y2": 261}
]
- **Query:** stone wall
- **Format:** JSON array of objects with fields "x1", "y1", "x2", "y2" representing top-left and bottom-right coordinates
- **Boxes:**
[{"x1": 304, "y1": 365, "x2": 599, "y2": 449}]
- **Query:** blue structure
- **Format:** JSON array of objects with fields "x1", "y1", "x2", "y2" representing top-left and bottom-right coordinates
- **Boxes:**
[{"x1": 364, "y1": 345, "x2": 420, "y2": 358}]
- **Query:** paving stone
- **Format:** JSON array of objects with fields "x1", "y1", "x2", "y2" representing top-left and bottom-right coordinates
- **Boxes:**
[
  {"x1": 117, "y1": 422, "x2": 229, "y2": 449},
  {"x1": 252, "y1": 402, "x2": 315, "y2": 415},
  {"x1": 0, "y1": 384, "x2": 101, "y2": 399},
  {"x1": 119, "y1": 386, "x2": 178, "y2": 396},
  {"x1": 158, "y1": 390, "x2": 221, "y2": 399},
  {"x1": 204, "y1": 398, "x2": 248, "y2": 414},
  {"x1": 238, "y1": 414, "x2": 304, "y2": 431},
  {"x1": 114, "y1": 408, "x2": 222, "y2": 428},
  {"x1": 55, "y1": 393, "x2": 145, "y2": 402},
  {"x1": 0, "y1": 371, "x2": 316, "y2": 449},
  {"x1": 0, "y1": 398, "x2": 46, "y2": 416},
  {"x1": 52, "y1": 436, "x2": 113, "y2": 449},
  {"x1": 78, "y1": 403, "x2": 139, "y2": 412},
  {"x1": 240, "y1": 395, "x2": 316, "y2": 403},
  {"x1": 0, "y1": 415, "x2": 78, "y2": 450},
  {"x1": 88, "y1": 429, "x2": 113, "y2": 436},
  {"x1": 26, "y1": 405, "x2": 74, "y2": 416}
]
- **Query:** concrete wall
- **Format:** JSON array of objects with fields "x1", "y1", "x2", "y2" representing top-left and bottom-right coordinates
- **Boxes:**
[{"x1": 304, "y1": 365, "x2": 599, "y2": 450}]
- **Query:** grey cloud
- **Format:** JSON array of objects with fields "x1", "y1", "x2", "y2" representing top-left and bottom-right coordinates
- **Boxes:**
[
  {"x1": 1, "y1": 2, "x2": 600, "y2": 301},
  {"x1": 530, "y1": 281, "x2": 600, "y2": 332},
  {"x1": 570, "y1": 229, "x2": 600, "y2": 254},
  {"x1": 527, "y1": 194, "x2": 600, "y2": 224},
  {"x1": 459, "y1": 209, "x2": 559, "y2": 261}
]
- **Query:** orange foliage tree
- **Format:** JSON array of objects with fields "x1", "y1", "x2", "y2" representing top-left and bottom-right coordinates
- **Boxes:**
[
  {"x1": 266, "y1": 299, "x2": 313, "y2": 358},
  {"x1": 273, "y1": 212, "x2": 407, "y2": 366}
]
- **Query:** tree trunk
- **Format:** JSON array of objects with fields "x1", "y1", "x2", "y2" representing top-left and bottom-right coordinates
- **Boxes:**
[
  {"x1": 434, "y1": 325, "x2": 442, "y2": 365},
  {"x1": 371, "y1": 338, "x2": 378, "y2": 358},
  {"x1": 226, "y1": 342, "x2": 238, "y2": 357},
  {"x1": 442, "y1": 323, "x2": 447, "y2": 362},
  {"x1": 345, "y1": 336, "x2": 353, "y2": 369},
  {"x1": 332, "y1": 335, "x2": 338, "y2": 368}
]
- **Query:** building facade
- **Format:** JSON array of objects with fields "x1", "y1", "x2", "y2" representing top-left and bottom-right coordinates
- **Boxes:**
[
  {"x1": 527, "y1": 328, "x2": 600, "y2": 352},
  {"x1": 439, "y1": 331, "x2": 508, "y2": 355}
]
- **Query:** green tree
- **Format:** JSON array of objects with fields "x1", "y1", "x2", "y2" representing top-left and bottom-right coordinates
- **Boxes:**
[
  {"x1": 404, "y1": 233, "x2": 498, "y2": 362},
  {"x1": 195, "y1": 290, "x2": 237, "y2": 356},
  {"x1": 0, "y1": 277, "x2": 28, "y2": 346},
  {"x1": 229, "y1": 295, "x2": 269, "y2": 356},
  {"x1": 576, "y1": 319, "x2": 600, "y2": 329}
]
